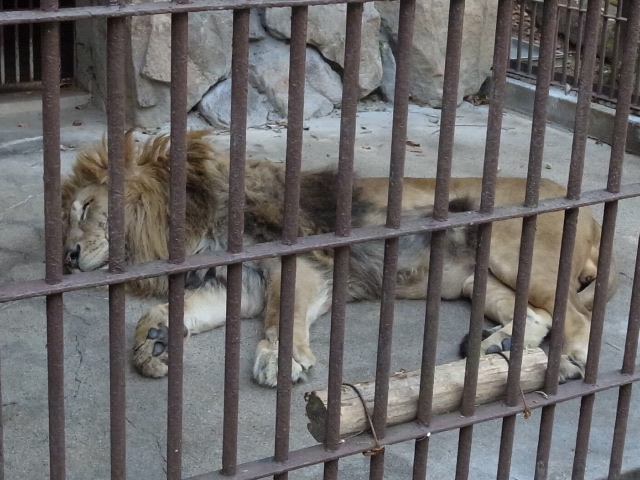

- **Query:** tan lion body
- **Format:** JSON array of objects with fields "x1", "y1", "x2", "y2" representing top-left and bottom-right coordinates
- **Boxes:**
[{"x1": 61, "y1": 132, "x2": 617, "y2": 386}]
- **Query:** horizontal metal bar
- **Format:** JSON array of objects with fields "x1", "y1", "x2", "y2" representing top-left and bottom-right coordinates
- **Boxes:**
[
  {"x1": 11, "y1": 187, "x2": 640, "y2": 304},
  {"x1": 0, "y1": 0, "x2": 384, "y2": 25},
  {"x1": 185, "y1": 367, "x2": 640, "y2": 480},
  {"x1": 1, "y1": 184, "x2": 640, "y2": 303}
]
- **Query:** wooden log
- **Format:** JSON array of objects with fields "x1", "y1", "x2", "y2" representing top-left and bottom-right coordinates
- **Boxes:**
[{"x1": 304, "y1": 348, "x2": 548, "y2": 443}]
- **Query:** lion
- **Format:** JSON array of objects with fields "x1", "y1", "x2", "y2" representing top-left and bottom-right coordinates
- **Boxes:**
[{"x1": 61, "y1": 131, "x2": 618, "y2": 387}]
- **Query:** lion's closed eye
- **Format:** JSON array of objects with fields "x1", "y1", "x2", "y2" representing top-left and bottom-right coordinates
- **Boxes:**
[{"x1": 81, "y1": 199, "x2": 93, "y2": 220}]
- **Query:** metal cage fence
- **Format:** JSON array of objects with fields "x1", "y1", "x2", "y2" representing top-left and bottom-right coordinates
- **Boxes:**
[
  {"x1": 510, "y1": 0, "x2": 640, "y2": 114},
  {"x1": 0, "y1": 0, "x2": 639, "y2": 478}
]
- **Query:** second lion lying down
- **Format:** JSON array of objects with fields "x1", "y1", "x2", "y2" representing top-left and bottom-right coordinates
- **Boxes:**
[{"x1": 61, "y1": 131, "x2": 617, "y2": 387}]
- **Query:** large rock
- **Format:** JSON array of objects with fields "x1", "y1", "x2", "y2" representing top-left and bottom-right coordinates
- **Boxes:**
[
  {"x1": 263, "y1": 4, "x2": 383, "y2": 98},
  {"x1": 127, "y1": 11, "x2": 233, "y2": 126},
  {"x1": 376, "y1": 0, "x2": 497, "y2": 107},
  {"x1": 247, "y1": 36, "x2": 343, "y2": 119},
  {"x1": 197, "y1": 78, "x2": 271, "y2": 128}
]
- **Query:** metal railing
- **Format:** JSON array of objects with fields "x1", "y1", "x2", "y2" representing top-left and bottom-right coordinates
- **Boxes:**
[
  {"x1": 0, "y1": 0, "x2": 639, "y2": 477},
  {"x1": 510, "y1": 0, "x2": 640, "y2": 113}
]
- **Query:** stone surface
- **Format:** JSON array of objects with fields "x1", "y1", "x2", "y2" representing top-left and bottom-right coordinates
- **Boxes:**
[
  {"x1": 379, "y1": 36, "x2": 396, "y2": 102},
  {"x1": 198, "y1": 78, "x2": 271, "y2": 128},
  {"x1": 263, "y1": 3, "x2": 383, "y2": 97},
  {"x1": 376, "y1": 0, "x2": 497, "y2": 107},
  {"x1": 127, "y1": 11, "x2": 233, "y2": 126},
  {"x1": 248, "y1": 36, "x2": 342, "y2": 119}
]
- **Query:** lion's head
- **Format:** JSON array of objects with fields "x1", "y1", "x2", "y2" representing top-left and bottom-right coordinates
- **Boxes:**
[
  {"x1": 63, "y1": 184, "x2": 109, "y2": 272},
  {"x1": 60, "y1": 130, "x2": 226, "y2": 297}
]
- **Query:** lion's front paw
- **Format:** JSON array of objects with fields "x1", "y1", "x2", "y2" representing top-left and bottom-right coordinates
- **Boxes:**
[
  {"x1": 253, "y1": 340, "x2": 310, "y2": 387},
  {"x1": 133, "y1": 307, "x2": 170, "y2": 379}
]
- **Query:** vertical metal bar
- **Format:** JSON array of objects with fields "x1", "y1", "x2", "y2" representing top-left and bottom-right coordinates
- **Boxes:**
[
  {"x1": 527, "y1": 2, "x2": 538, "y2": 75},
  {"x1": 609, "y1": 0, "x2": 624, "y2": 93},
  {"x1": 322, "y1": 3, "x2": 359, "y2": 476},
  {"x1": 496, "y1": 0, "x2": 562, "y2": 474},
  {"x1": 455, "y1": 0, "x2": 512, "y2": 476},
  {"x1": 273, "y1": 8, "x2": 307, "y2": 480},
  {"x1": 609, "y1": 243, "x2": 640, "y2": 479},
  {"x1": 572, "y1": 1, "x2": 639, "y2": 477},
  {"x1": 0, "y1": 0, "x2": 4, "y2": 86},
  {"x1": 550, "y1": 6, "x2": 561, "y2": 84},
  {"x1": 41, "y1": 0, "x2": 64, "y2": 476},
  {"x1": 562, "y1": 0, "x2": 573, "y2": 84},
  {"x1": 596, "y1": 0, "x2": 610, "y2": 94},
  {"x1": 166, "y1": 6, "x2": 189, "y2": 480},
  {"x1": 106, "y1": 0, "x2": 127, "y2": 475},
  {"x1": 516, "y1": 0, "x2": 526, "y2": 71},
  {"x1": 28, "y1": 0, "x2": 33, "y2": 81},
  {"x1": 533, "y1": 1, "x2": 604, "y2": 475},
  {"x1": 13, "y1": 0, "x2": 19, "y2": 83},
  {"x1": 574, "y1": 0, "x2": 586, "y2": 84},
  {"x1": 608, "y1": 236, "x2": 640, "y2": 478},
  {"x1": 413, "y1": 0, "x2": 465, "y2": 478},
  {"x1": 220, "y1": 8, "x2": 249, "y2": 476}
]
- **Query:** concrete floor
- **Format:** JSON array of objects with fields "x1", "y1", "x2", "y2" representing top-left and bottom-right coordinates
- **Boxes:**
[{"x1": 0, "y1": 95, "x2": 639, "y2": 480}]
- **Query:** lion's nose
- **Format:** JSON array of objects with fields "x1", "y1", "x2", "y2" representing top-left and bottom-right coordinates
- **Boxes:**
[{"x1": 64, "y1": 245, "x2": 81, "y2": 269}]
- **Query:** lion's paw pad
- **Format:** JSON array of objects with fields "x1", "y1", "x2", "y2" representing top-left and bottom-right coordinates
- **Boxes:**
[
  {"x1": 133, "y1": 324, "x2": 169, "y2": 378},
  {"x1": 486, "y1": 338, "x2": 511, "y2": 355}
]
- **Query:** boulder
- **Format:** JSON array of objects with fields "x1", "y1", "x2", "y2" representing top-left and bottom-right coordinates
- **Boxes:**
[
  {"x1": 248, "y1": 36, "x2": 343, "y2": 119},
  {"x1": 376, "y1": 0, "x2": 497, "y2": 107},
  {"x1": 263, "y1": 3, "x2": 383, "y2": 97},
  {"x1": 198, "y1": 78, "x2": 271, "y2": 128},
  {"x1": 379, "y1": 36, "x2": 396, "y2": 102},
  {"x1": 127, "y1": 11, "x2": 233, "y2": 126}
]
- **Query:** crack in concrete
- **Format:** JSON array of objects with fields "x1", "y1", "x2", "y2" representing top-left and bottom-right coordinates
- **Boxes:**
[
  {"x1": 63, "y1": 304, "x2": 92, "y2": 327},
  {"x1": 126, "y1": 416, "x2": 168, "y2": 473},
  {"x1": 73, "y1": 334, "x2": 84, "y2": 398},
  {"x1": 0, "y1": 194, "x2": 39, "y2": 221}
]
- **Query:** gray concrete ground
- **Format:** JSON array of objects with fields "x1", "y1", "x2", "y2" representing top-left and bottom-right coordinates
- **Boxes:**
[{"x1": 0, "y1": 94, "x2": 639, "y2": 480}]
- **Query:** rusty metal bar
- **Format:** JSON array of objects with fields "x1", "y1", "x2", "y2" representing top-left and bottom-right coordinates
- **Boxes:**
[
  {"x1": 561, "y1": 0, "x2": 572, "y2": 84},
  {"x1": 534, "y1": 0, "x2": 603, "y2": 472},
  {"x1": 166, "y1": 7, "x2": 189, "y2": 480},
  {"x1": 0, "y1": 0, "x2": 385, "y2": 25},
  {"x1": 323, "y1": 1, "x2": 358, "y2": 476},
  {"x1": 574, "y1": 0, "x2": 586, "y2": 83},
  {"x1": 41, "y1": 0, "x2": 65, "y2": 475},
  {"x1": 106, "y1": 0, "x2": 127, "y2": 475},
  {"x1": 515, "y1": 0, "x2": 525, "y2": 71},
  {"x1": 2, "y1": 184, "x2": 640, "y2": 304},
  {"x1": 527, "y1": 2, "x2": 537, "y2": 75},
  {"x1": 185, "y1": 368, "x2": 640, "y2": 480},
  {"x1": 455, "y1": 0, "x2": 512, "y2": 476},
  {"x1": 609, "y1": 0, "x2": 624, "y2": 93},
  {"x1": 497, "y1": 0, "x2": 562, "y2": 473},
  {"x1": 596, "y1": 0, "x2": 610, "y2": 94},
  {"x1": 13, "y1": 0, "x2": 19, "y2": 82},
  {"x1": 572, "y1": 0, "x2": 639, "y2": 473},
  {"x1": 220, "y1": 8, "x2": 249, "y2": 476},
  {"x1": 273, "y1": 8, "x2": 307, "y2": 479},
  {"x1": 608, "y1": 235, "x2": 640, "y2": 478},
  {"x1": 413, "y1": 0, "x2": 465, "y2": 477}
]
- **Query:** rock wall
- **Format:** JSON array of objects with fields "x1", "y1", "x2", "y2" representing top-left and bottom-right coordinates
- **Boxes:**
[{"x1": 75, "y1": 0, "x2": 497, "y2": 128}]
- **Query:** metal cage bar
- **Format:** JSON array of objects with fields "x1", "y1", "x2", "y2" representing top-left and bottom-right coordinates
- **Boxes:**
[
  {"x1": 272, "y1": 7, "x2": 307, "y2": 479},
  {"x1": 1, "y1": 0, "x2": 640, "y2": 477},
  {"x1": 105, "y1": 0, "x2": 127, "y2": 475},
  {"x1": 166, "y1": 6, "x2": 189, "y2": 479},
  {"x1": 322, "y1": 2, "x2": 359, "y2": 477},
  {"x1": 40, "y1": 0, "x2": 65, "y2": 476},
  {"x1": 220, "y1": 8, "x2": 250, "y2": 476}
]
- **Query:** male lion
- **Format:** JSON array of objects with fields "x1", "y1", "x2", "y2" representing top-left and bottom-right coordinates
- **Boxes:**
[{"x1": 61, "y1": 131, "x2": 617, "y2": 387}]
